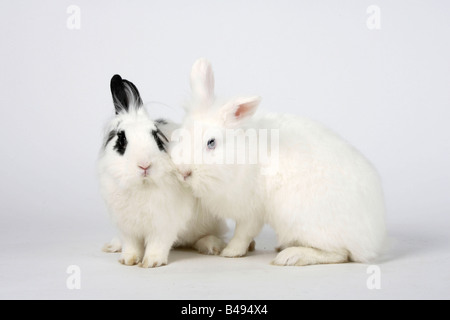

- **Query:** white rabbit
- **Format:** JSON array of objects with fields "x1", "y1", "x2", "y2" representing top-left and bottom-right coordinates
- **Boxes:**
[
  {"x1": 99, "y1": 74, "x2": 226, "y2": 268},
  {"x1": 172, "y1": 59, "x2": 387, "y2": 266}
]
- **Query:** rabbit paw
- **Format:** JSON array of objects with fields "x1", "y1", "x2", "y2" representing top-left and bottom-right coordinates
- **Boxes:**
[
  {"x1": 272, "y1": 247, "x2": 348, "y2": 266},
  {"x1": 194, "y1": 235, "x2": 226, "y2": 255},
  {"x1": 272, "y1": 247, "x2": 306, "y2": 266},
  {"x1": 102, "y1": 237, "x2": 122, "y2": 253},
  {"x1": 139, "y1": 255, "x2": 168, "y2": 268},
  {"x1": 118, "y1": 253, "x2": 141, "y2": 266},
  {"x1": 220, "y1": 242, "x2": 249, "y2": 258}
]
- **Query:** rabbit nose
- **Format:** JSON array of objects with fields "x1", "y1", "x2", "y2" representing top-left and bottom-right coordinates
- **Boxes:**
[
  {"x1": 182, "y1": 170, "x2": 192, "y2": 180},
  {"x1": 138, "y1": 164, "x2": 151, "y2": 171},
  {"x1": 177, "y1": 164, "x2": 192, "y2": 180}
]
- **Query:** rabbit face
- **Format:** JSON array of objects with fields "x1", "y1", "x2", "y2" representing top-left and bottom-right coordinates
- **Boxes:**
[
  {"x1": 103, "y1": 113, "x2": 170, "y2": 187},
  {"x1": 100, "y1": 75, "x2": 171, "y2": 189},
  {"x1": 172, "y1": 59, "x2": 261, "y2": 198},
  {"x1": 175, "y1": 115, "x2": 260, "y2": 196},
  {"x1": 173, "y1": 111, "x2": 233, "y2": 197}
]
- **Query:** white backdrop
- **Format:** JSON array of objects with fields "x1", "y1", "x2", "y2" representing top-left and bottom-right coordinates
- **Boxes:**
[{"x1": 1, "y1": 0, "x2": 449, "y2": 299}]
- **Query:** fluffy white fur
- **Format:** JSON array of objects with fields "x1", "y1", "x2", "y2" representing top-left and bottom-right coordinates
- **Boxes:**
[
  {"x1": 175, "y1": 59, "x2": 387, "y2": 265},
  {"x1": 99, "y1": 75, "x2": 226, "y2": 268}
]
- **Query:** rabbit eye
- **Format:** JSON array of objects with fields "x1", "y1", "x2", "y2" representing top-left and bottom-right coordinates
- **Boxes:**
[
  {"x1": 207, "y1": 138, "x2": 216, "y2": 150},
  {"x1": 114, "y1": 131, "x2": 128, "y2": 155}
]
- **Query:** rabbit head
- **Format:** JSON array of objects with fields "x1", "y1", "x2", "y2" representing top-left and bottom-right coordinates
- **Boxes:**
[
  {"x1": 172, "y1": 59, "x2": 262, "y2": 197},
  {"x1": 100, "y1": 75, "x2": 172, "y2": 188}
]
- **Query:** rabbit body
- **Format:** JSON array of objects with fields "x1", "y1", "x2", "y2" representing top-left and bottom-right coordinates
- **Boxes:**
[
  {"x1": 175, "y1": 59, "x2": 387, "y2": 266},
  {"x1": 99, "y1": 75, "x2": 226, "y2": 267},
  {"x1": 260, "y1": 113, "x2": 386, "y2": 264}
]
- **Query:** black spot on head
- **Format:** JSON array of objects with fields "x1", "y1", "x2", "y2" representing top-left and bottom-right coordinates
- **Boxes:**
[
  {"x1": 152, "y1": 127, "x2": 168, "y2": 152},
  {"x1": 114, "y1": 131, "x2": 128, "y2": 156}
]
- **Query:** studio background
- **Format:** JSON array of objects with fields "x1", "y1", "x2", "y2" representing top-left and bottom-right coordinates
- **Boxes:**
[{"x1": 1, "y1": 0, "x2": 449, "y2": 299}]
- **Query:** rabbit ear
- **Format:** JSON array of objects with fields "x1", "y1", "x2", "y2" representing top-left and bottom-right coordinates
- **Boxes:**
[
  {"x1": 190, "y1": 58, "x2": 215, "y2": 106},
  {"x1": 220, "y1": 96, "x2": 261, "y2": 127},
  {"x1": 110, "y1": 74, "x2": 143, "y2": 114}
]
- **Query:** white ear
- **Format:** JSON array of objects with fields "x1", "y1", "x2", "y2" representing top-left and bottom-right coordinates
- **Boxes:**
[
  {"x1": 190, "y1": 58, "x2": 215, "y2": 105},
  {"x1": 221, "y1": 96, "x2": 261, "y2": 127}
]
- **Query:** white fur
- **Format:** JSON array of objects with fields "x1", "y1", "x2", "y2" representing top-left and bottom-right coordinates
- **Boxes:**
[
  {"x1": 175, "y1": 59, "x2": 387, "y2": 265},
  {"x1": 99, "y1": 77, "x2": 226, "y2": 268}
]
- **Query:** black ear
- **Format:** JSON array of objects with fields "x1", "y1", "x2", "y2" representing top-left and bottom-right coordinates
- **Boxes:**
[{"x1": 110, "y1": 74, "x2": 143, "y2": 114}]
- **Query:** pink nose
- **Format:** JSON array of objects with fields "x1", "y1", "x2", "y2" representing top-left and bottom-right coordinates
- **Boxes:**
[
  {"x1": 183, "y1": 171, "x2": 192, "y2": 180},
  {"x1": 138, "y1": 165, "x2": 151, "y2": 171}
]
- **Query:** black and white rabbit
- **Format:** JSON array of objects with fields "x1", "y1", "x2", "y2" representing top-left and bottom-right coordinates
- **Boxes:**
[{"x1": 99, "y1": 75, "x2": 226, "y2": 267}]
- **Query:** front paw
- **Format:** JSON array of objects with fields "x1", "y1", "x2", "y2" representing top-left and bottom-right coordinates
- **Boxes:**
[
  {"x1": 139, "y1": 255, "x2": 168, "y2": 268},
  {"x1": 220, "y1": 243, "x2": 249, "y2": 258},
  {"x1": 118, "y1": 253, "x2": 141, "y2": 266},
  {"x1": 102, "y1": 237, "x2": 122, "y2": 253},
  {"x1": 194, "y1": 235, "x2": 227, "y2": 255}
]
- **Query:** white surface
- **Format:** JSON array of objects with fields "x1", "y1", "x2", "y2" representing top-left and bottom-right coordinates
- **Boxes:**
[
  {"x1": 1, "y1": 220, "x2": 449, "y2": 300},
  {"x1": 1, "y1": 0, "x2": 449, "y2": 300}
]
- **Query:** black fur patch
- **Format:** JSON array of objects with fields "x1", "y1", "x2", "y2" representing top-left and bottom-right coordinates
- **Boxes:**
[
  {"x1": 104, "y1": 130, "x2": 117, "y2": 148},
  {"x1": 114, "y1": 131, "x2": 127, "y2": 155},
  {"x1": 110, "y1": 74, "x2": 143, "y2": 114},
  {"x1": 152, "y1": 127, "x2": 168, "y2": 152}
]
